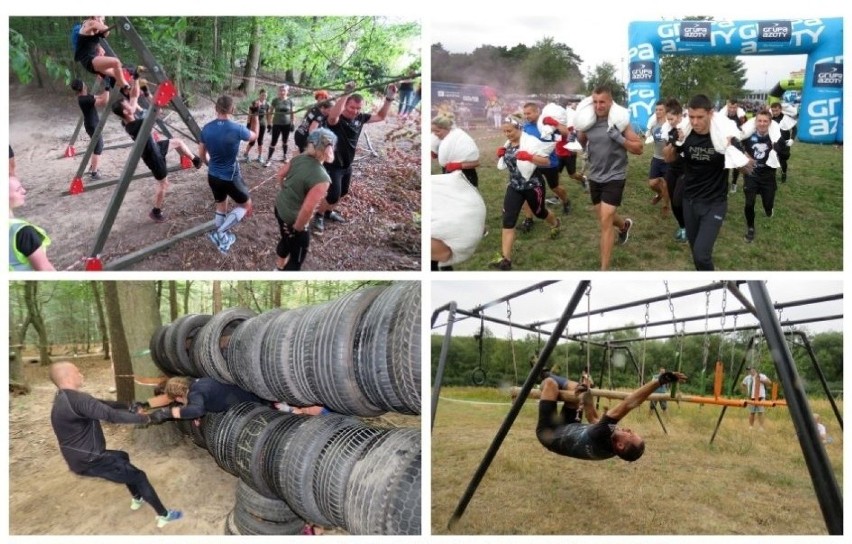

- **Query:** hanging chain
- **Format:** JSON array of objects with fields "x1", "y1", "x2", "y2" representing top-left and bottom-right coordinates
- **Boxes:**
[
  {"x1": 701, "y1": 290, "x2": 711, "y2": 371},
  {"x1": 585, "y1": 284, "x2": 592, "y2": 375},
  {"x1": 640, "y1": 302, "x2": 650, "y2": 384},
  {"x1": 664, "y1": 280, "x2": 678, "y2": 337},
  {"x1": 729, "y1": 314, "x2": 738, "y2": 376},
  {"x1": 506, "y1": 301, "x2": 519, "y2": 385},
  {"x1": 717, "y1": 290, "x2": 727, "y2": 360}
]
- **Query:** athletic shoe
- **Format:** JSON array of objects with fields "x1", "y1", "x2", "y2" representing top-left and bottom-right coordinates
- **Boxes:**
[
  {"x1": 263, "y1": 158, "x2": 272, "y2": 168},
  {"x1": 519, "y1": 217, "x2": 534, "y2": 233},
  {"x1": 192, "y1": 156, "x2": 203, "y2": 169},
  {"x1": 207, "y1": 231, "x2": 222, "y2": 246},
  {"x1": 767, "y1": 208, "x2": 774, "y2": 218},
  {"x1": 89, "y1": 171, "x2": 102, "y2": 181},
  {"x1": 156, "y1": 509, "x2": 183, "y2": 528},
  {"x1": 241, "y1": 153, "x2": 249, "y2": 162},
  {"x1": 256, "y1": 156, "x2": 264, "y2": 163},
  {"x1": 730, "y1": 183, "x2": 737, "y2": 193},
  {"x1": 562, "y1": 201, "x2": 572, "y2": 215},
  {"x1": 326, "y1": 211, "x2": 347, "y2": 223},
  {"x1": 149, "y1": 210, "x2": 166, "y2": 223},
  {"x1": 651, "y1": 194, "x2": 662, "y2": 205},
  {"x1": 549, "y1": 218, "x2": 562, "y2": 239},
  {"x1": 130, "y1": 497, "x2": 145, "y2": 511},
  {"x1": 488, "y1": 256, "x2": 512, "y2": 271},
  {"x1": 582, "y1": 177, "x2": 589, "y2": 192},
  {"x1": 674, "y1": 228, "x2": 687, "y2": 243},
  {"x1": 618, "y1": 218, "x2": 633, "y2": 245},
  {"x1": 311, "y1": 215, "x2": 325, "y2": 233},
  {"x1": 218, "y1": 232, "x2": 237, "y2": 253},
  {"x1": 744, "y1": 228, "x2": 755, "y2": 243},
  {"x1": 545, "y1": 197, "x2": 560, "y2": 206}
]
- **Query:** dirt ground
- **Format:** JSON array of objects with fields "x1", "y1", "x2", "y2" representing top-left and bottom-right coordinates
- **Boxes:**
[
  {"x1": 10, "y1": 83, "x2": 421, "y2": 271},
  {"x1": 9, "y1": 352, "x2": 419, "y2": 535}
]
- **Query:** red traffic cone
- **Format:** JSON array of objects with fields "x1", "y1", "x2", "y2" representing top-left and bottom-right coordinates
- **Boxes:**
[
  {"x1": 69, "y1": 176, "x2": 84, "y2": 195},
  {"x1": 84, "y1": 257, "x2": 103, "y2": 271},
  {"x1": 64, "y1": 145, "x2": 76, "y2": 158}
]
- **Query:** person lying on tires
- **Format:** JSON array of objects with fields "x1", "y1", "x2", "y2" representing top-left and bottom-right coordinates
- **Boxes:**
[{"x1": 155, "y1": 377, "x2": 328, "y2": 424}]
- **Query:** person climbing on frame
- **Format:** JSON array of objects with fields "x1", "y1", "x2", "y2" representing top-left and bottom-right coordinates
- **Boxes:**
[{"x1": 536, "y1": 369, "x2": 686, "y2": 461}]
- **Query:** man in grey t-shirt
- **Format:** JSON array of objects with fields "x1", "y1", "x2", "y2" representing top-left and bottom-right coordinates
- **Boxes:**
[{"x1": 577, "y1": 86, "x2": 644, "y2": 270}]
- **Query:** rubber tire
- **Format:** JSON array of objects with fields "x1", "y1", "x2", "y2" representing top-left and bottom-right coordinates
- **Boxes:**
[
  {"x1": 311, "y1": 287, "x2": 385, "y2": 416},
  {"x1": 165, "y1": 314, "x2": 211, "y2": 377},
  {"x1": 354, "y1": 284, "x2": 408, "y2": 413},
  {"x1": 193, "y1": 307, "x2": 257, "y2": 383},
  {"x1": 227, "y1": 309, "x2": 284, "y2": 399},
  {"x1": 233, "y1": 502, "x2": 306, "y2": 535},
  {"x1": 344, "y1": 427, "x2": 421, "y2": 535},
  {"x1": 251, "y1": 413, "x2": 312, "y2": 499},
  {"x1": 273, "y1": 414, "x2": 358, "y2": 527},
  {"x1": 232, "y1": 407, "x2": 288, "y2": 487},
  {"x1": 388, "y1": 282, "x2": 421, "y2": 414},
  {"x1": 235, "y1": 480, "x2": 302, "y2": 523},
  {"x1": 260, "y1": 307, "x2": 317, "y2": 406},
  {"x1": 149, "y1": 325, "x2": 176, "y2": 375},
  {"x1": 212, "y1": 402, "x2": 269, "y2": 476}
]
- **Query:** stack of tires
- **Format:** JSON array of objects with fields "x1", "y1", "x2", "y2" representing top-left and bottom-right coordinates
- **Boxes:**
[
  {"x1": 149, "y1": 282, "x2": 420, "y2": 416},
  {"x1": 157, "y1": 282, "x2": 421, "y2": 535}
]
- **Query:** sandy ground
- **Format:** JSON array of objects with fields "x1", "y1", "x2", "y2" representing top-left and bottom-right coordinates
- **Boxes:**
[
  {"x1": 10, "y1": 84, "x2": 421, "y2": 271},
  {"x1": 10, "y1": 354, "x2": 239, "y2": 535}
]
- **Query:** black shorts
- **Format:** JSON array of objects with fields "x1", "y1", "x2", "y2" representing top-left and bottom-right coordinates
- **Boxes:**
[
  {"x1": 208, "y1": 174, "x2": 250, "y2": 204},
  {"x1": 84, "y1": 125, "x2": 104, "y2": 155},
  {"x1": 142, "y1": 140, "x2": 171, "y2": 181},
  {"x1": 249, "y1": 123, "x2": 266, "y2": 146},
  {"x1": 274, "y1": 207, "x2": 310, "y2": 270},
  {"x1": 294, "y1": 130, "x2": 308, "y2": 153},
  {"x1": 80, "y1": 55, "x2": 98, "y2": 75},
  {"x1": 557, "y1": 154, "x2": 577, "y2": 175},
  {"x1": 589, "y1": 179, "x2": 626, "y2": 206},
  {"x1": 325, "y1": 164, "x2": 352, "y2": 205},
  {"x1": 744, "y1": 169, "x2": 777, "y2": 193},
  {"x1": 538, "y1": 166, "x2": 560, "y2": 189},
  {"x1": 648, "y1": 157, "x2": 668, "y2": 179}
]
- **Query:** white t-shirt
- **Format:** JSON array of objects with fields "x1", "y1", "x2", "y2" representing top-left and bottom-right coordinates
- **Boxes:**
[{"x1": 742, "y1": 373, "x2": 769, "y2": 398}]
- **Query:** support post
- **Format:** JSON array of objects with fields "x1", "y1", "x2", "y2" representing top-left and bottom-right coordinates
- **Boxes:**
[
  {"x1": 747, "y1": 281, "x2": 842, "y2": 535},
  {"x1": 448, "y1": 281, "x2": 589, "y2": 530},
  {"x1": 431, "y1": 302, "x2": 458, "y2": 431}
]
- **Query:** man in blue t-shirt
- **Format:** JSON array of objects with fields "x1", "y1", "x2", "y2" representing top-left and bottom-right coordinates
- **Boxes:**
[
  {"x1": 199, "y1": 95, "x2": 258, "y2": 254},
  {"x1": 536, "y1": 369, "x2": 686, "y2": 461}
]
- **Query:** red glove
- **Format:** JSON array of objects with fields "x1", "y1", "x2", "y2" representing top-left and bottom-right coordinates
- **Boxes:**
[
  {"x1": 445, "y1": 162, "x2": 463, "y2": 173},
  {"x1": 497, "y1": 147, "x2": 506, "y2": 158},
  {"x1": 431, "y1": 151, "x2": 438, "y2": 159},
  {"x1": 515, "y1": 150, "x2": 534, "y2": 161},
  {"x1": 542, "y1": 116, "x2": 559, "y2": 127}
]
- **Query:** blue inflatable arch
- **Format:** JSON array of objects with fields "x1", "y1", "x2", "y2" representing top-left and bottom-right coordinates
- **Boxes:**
[{"x1": 627, "y1": 18, "x2": 843, "y2": 144}]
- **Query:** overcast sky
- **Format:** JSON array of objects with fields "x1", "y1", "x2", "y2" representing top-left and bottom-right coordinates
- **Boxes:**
[
  {"x1": 431, "y1": 280, "x2": 843, "y2": 340},
  {"x1": 429, "y1": 7, "x2": 838, "y2": 91}
]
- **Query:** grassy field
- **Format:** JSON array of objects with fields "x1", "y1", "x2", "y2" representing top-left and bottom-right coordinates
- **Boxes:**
[
  {"x1": 432, "y1": 127, "x2": 843, "y2": 270},
  {"x1": 431, "y1": 386, "x2": 843, "y2": 535}
]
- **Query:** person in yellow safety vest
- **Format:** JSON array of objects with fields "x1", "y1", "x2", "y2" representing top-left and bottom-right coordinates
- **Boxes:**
[{"x1": 9, "y1": 175, "x2": 55, "y2": 271}]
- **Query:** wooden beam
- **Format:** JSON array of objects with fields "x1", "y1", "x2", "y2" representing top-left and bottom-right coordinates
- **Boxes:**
[{"x1": 511, "y1": 387, "x2": 787, "y2": 408}]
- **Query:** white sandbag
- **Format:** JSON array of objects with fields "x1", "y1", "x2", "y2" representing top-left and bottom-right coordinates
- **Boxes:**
[
  {"x1": 431, "y1": 133, "x2": 441, "y2": 156},
  {"x1": 724, "y1": 147, "x2": 749, "y2": 169},
  {"x1": 496, "y1": 132, "x2": 554, "y2": 180},
  {"x1": 437, "y1": 128, "x2": 480, "y2": 166},
  {"x1": 574, "y1": 95, "x2": 630, "y2": 133},
  {"x1": 660, "y1": 118, "x2": 689, "y2": 145},
  {"x1": 431, "y1": 171, "x2": 486, "y2": 266},
  {"x1": 739, "y1": 118, "x2": 782, "y2": 143},
  {"x1": 681, "y1": 114, "x2": 739, "y2": 154},
  {"x1": 782, "y1": 103, "x2": 798, "y2": 118},
  {"x1": 537, "y1": 102, "x2": 568, "y2": 139},
  {"x1": 779, "y1": 114, "x2": 797, "y2": 131}
]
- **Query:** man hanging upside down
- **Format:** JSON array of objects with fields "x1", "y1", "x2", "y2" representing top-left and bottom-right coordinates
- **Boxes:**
[{"x1": 536, "y1": 370, "x2": 686, "y2": 461}]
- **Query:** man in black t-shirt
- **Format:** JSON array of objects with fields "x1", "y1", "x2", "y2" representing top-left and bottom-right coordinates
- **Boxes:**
[
  {"x1": 664, "y1": 94, "x2": 747, "y2": 271},
  {"x1": 310, "y1": 81, "x2": 397, "y2": 233},
  {"x1": 741, "y1": 110, "x2": 781, "y2": 243},
  {"x1": 71, "y1": 79, "x2": 108, "y2": 180},
  {"x1": 537, "y1": 369, "x2": 686, "y2": 461},
  {"x1": 49, "y1": 361, "x2": 183, "y2": 528},
  {"x1": 111, "y1": 79, "x2": 201, "y2": 222}
]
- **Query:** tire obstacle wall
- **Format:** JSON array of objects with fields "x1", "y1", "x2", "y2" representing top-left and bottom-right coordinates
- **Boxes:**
[
  {"x1": 627, "y1": 18, "x2": 843, "y2": 144},
  {"x1": 150, "y1": 282, "x2": 421, "y2": 535}
]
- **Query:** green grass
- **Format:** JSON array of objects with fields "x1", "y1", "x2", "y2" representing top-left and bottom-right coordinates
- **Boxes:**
[
  {"x1": 433, "y1": 127, "x2": 843, "y2": 270},
  {"x1": 432, "y1": 387, "x2": 842, "y2": 535}
]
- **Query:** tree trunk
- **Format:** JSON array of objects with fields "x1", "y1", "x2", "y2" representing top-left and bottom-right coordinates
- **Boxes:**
[
  {"x1": 104, "y1": 282, "x2": 163, "y2": 403},
  {"x1": 183, "y1": 280, "x2": 193, "y2": 314},
  {"x1": 240, "y1": 17, "x2": 261, "y2": 93},
  {"x1": 169, "y1": 281, "x2": 179, "y2": 321},
  {"x1": 212, "y1": 281, "x2": 222, "y2": 313},
  {"x1": 174, "y1": 18, "x2": 185, "y2": 97},
  {"x1": 9, "y1": 303, "x2": 28, "y2": 393},
  {"x1": 271, "y1": 283, "x2": 281, "y2": 308},
  {"x1": 24, "y1": 283, "x2": 51, "y2": 365},
  {"x1": 90, "y1": 281, "x2": 110, "y2": 359}
]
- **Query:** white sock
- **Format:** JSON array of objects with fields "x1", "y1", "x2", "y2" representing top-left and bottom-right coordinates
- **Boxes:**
[
  {"x1": 214, "y1": 212, "x2": 226, "y2": 228},
  {"x1": 218, "y1": 207, "x2": 247, "y2": 233}
]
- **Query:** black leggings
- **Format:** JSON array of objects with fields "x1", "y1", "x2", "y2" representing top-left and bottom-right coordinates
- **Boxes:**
[
  {"x1": 744, "y1": 187, "x2": 776, "y2": 228},
  {"x1": 682, "y1": 198, "x2": 727, "y2": 271},
  {"x1": 79, "y1": 450, "x2": 167, "y2": 516},
  {"x1": 665, "y1": 168, "x2": 685, "y2": 229},
  {"x1": 502, "y1": 184, "x2": 547, "y2": 229},
  {"x1": 267, "y1": 124, "x2": 292, "y2": 159}
]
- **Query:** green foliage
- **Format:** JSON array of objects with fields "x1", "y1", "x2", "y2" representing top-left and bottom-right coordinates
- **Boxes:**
[
  {"x1": 431, "y1": 40, "x2": 584, "y2": 95},
  {"x1": 44, "y1": 54, "x2": 72, "y2": 84},
  {"x1": 661, "y1": 55, "x2": 747, "y2": 104},
  {"x1": 9, "y1": 16, "x2": 419, "y2": 95},
  {"x1": 9, "y1": 29, "x2": 34, "y2": 84},
  {"x1": 584, "y1": 62, "x2": 626, "y2": 103}
]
